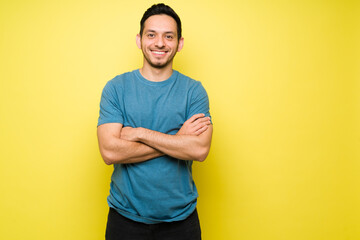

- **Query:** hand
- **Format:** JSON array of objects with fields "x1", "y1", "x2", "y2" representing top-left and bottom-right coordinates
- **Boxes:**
[
  {"x1": 120, "y1": 126, "x2": 141, "y2": 142},
  {"x1": 177, "y1": 113, "x2": 211, "y2": 136}
]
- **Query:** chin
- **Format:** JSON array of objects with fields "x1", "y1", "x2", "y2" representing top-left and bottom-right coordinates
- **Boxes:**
[
  {"x1": 143, "y1": 53, "x2": 174, "y2": 69},
  {"x1": 150, "y1": 63, "x2": 169, "y2": 69},
  {"x1": 148, "y1": 59, "x2": 172, "y2": 69}
]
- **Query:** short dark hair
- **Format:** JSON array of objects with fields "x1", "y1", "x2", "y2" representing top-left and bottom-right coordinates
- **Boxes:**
[{"x1": 140, "y1": 3, "x2": 182, "y2": 40}]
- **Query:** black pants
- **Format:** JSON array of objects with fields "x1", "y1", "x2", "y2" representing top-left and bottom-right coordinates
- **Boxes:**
[{"x1": 105, "y1": 208, "x2": 201, "y2": 240}]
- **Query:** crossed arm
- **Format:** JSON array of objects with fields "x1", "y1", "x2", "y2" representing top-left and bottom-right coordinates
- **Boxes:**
[{"x1": 97, "y1": 114, "x2": 213, "y2": 165}]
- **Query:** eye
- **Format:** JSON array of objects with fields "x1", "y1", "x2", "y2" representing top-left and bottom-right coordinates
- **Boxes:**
[
  {"x1": 147, "y1": 33, "x2": 155, "y2": 38},
  {"x1": 165, "y1": 35, "x2": 174, "y2": 40}
]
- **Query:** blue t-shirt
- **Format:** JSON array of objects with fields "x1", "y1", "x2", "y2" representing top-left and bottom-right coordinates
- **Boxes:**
[{"x1": 98, "y1": 69, "x2": 211, "y2": 224}]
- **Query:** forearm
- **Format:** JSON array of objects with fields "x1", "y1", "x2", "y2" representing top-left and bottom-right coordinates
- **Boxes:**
[
  {"x1": 99, "y1": 136, "x2": 163, "y2": 165},
  {"x1": 136, "y1": 127, "x2": 212, "y2": 162},
  {"x1": 118, "y1": 114, "x2": 212, "y2": 162}
]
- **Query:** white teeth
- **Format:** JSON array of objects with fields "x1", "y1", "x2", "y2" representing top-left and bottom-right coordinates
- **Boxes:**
[{"x1": 152, "y1": 51, "x2": 165, "y2": 55}]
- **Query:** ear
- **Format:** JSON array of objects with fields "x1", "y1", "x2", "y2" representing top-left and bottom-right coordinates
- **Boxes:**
[
  {"x1": 136, "y1": 34, "x2": 141, "y2": 49},
  {"x1": 177, "y1": 37, "x2": 184, "y2": 52}
]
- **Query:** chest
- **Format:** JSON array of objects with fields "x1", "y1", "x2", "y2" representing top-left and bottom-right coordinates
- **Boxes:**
[{"x1": 121, "y1": 83, "x2": 190, "y2": 134}]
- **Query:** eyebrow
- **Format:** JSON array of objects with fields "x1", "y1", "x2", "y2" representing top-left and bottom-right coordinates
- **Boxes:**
[{"x1": 145, "y1": 29, "x2": 176, "y2": 35}]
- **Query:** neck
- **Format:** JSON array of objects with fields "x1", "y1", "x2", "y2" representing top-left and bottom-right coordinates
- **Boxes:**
[{"x1": 139, "y1": 62, "x2": 174, "y2": 82}]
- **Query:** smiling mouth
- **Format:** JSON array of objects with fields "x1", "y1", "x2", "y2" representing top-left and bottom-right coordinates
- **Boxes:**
[{"x1": 151, "y1": 50, "x2": 167, "y2": 55}]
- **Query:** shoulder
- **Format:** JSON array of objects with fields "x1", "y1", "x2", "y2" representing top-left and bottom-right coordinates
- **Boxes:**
[
  {"x1": 175, "y1": 71, "x2": 204, "y2": 89},
  {"x1": 106, "y1": 71, "x2": 135, "y2": 86},
  {"x1": 176, "y1": 71, "x2": 196, "y2": 83},
  {"x1": 102, "y1": 70, "x2": 137, "y2": 93},
  {"x1": 175, "y1": 71, "x2": 209, "y2": 102}
]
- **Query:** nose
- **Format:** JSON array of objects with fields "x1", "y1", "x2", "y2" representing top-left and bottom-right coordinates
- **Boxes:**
[{"x1": 155, "y1": 36, "x2": 165, "y2": 48}]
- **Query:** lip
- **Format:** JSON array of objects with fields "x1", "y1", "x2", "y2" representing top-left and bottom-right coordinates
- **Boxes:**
[{"x1": 151, "y1": 50, "x2": 168, "y2": 56}]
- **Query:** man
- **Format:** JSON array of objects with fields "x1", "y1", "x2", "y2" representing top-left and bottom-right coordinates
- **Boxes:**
[{"x1": 97, "y1": 3, "x2": 213, "y2": 240}]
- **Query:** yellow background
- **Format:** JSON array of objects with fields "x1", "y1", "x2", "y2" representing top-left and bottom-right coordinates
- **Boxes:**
[{"x1": 1, "y1": 0, "x2": 359, "y2": 239}]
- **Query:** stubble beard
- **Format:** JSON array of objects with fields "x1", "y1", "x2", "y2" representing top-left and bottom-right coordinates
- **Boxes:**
[
  {"x1": 142, "y1": 46, "x2": 178, "y2": 69},
  {"x1": 143, "y1": 54, "x2": 173, "y2": 69}
]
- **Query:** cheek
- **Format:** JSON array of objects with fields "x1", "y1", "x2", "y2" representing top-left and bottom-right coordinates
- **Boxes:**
[{"x1": 167, "y1": 42, "x2": 178, "y2": 50}]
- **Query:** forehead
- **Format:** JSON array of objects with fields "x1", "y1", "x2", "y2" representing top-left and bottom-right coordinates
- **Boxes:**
[{"x1": 143, "y1": 14, "x2": 177, "y2": 34}]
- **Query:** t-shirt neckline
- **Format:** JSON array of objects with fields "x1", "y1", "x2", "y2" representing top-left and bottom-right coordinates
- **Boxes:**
[{"x1": 134, "y1": 69, "x2": 178, "y2": 86}]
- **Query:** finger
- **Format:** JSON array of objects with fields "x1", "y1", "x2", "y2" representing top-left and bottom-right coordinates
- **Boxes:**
[
  {"x1": 194, "y1": 125, "x2": 209, "y2": 136},
  {"x1": 193, "y1": 116, "x2": 210, "y2": 126},
  {"x1": 195, "y1": 120, "x2": 210, "y2": 129},
  {"x1": 189, "y1": 121, "x2": 208, "y2": 134},
  {"x1": 187, "y1": 113, "x2": 205, "y2": 123},
  {"x1": 198, "y1": 116, "x2": 211, "y2": 124}
]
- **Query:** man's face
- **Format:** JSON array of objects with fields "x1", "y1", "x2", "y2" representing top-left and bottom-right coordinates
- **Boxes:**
[{"x1": 137, "y1": 14, "x2": 184, "y2": 69}]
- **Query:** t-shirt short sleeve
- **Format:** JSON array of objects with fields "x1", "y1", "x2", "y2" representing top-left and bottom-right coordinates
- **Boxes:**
[
  {"x1": 187, "y1": 82, "x2": 212, "y2": 122},
  {"x1": 97, "y1": 80, "x2": 124, "y2": 126}
]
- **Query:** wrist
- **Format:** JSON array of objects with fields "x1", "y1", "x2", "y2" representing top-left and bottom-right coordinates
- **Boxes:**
[{"x1": 136, "y1": 127, "x2": 146, "y2": 142}]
